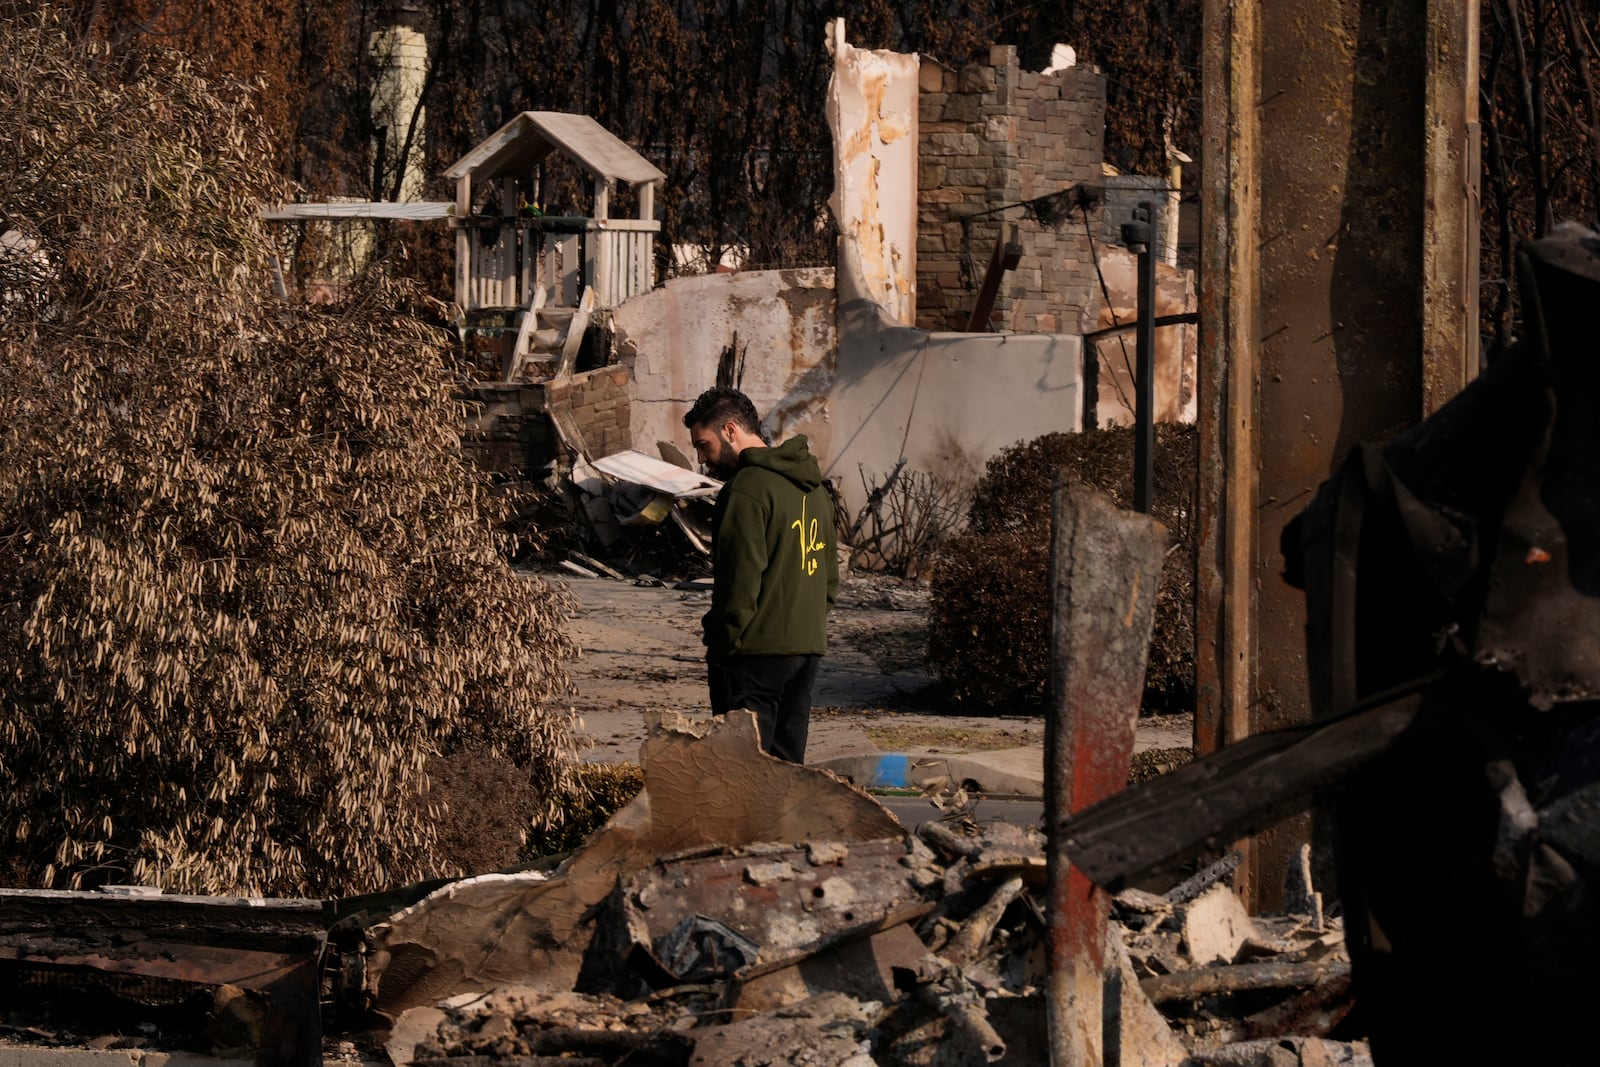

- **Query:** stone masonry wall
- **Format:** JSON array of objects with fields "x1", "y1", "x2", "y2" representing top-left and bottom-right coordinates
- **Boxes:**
[
  {"x1": 460, "y1": 384, "x2": 554, "y2": 476},
  {"x1": 460, "y1": 364, "x2": 631, "y2": 479},
  {"x1": 917, "y1": 46, "x2": 1106, "y2": 333},
  {"x1": 540, "y1": 364, "x2": 632, "y2": 460}
]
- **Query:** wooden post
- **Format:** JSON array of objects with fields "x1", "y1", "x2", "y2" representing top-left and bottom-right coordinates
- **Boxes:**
[
  {"x1": 594, "y1": 224, "x2": 613, "y2": 306},
  {"x1": 1196, "y1": 0, "x2": 1478, "y2": 911},
  {"x1": 1045, "y1": 483, "x2": 1167, "y2": 1066},
  {"x1": 1422, "y1": 0, "x2": 1481, "y2": 408},
  {"x1": 454, "y1": 174, "x2": 471, "y2": 310},
  {"x1": 965, "y1": 222, "x2": 1021, "y2": 331},
  {"x1": 500, "y1": 177, "x2": 518, "y2": 304}
]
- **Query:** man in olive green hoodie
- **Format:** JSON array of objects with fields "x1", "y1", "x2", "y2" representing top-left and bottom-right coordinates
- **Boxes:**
[{"x1": 683, "y1": 387, "x2": 839, "y2": 763}]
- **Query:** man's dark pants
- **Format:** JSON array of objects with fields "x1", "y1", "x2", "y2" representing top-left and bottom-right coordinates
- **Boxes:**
[{"x1": 707, "y1": 654, "x2": 820, "y2": 763}]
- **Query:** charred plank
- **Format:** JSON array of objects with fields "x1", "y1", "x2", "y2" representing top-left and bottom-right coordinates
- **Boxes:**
[{"x1": 1140, "y1": 958, "x2": 1351, "y2": 1005}]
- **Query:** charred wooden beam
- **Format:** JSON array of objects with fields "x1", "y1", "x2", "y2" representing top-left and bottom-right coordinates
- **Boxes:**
[
  {"x1": 943, "y1": 876, "x2": 1024, "y2": 968},
  {"x1": 1228, "y1": 969, "x2": 1355, "y2": 1043},
  {"x1": 1060, "y1": 677, "x2": 1439, "y2": 892},
  {"x1": 1140, "y1": 958, "x2": 1351, "y2": 1005},
  {"x1": 965, "y1": 222, "x2": 1022, "y2": 331},
  {"x1": 0, "y1": 888, "x2": 327, "y2": 1067},
  {"x1": 918, "y1": 821, "x2": 982, "y2": 861},
  {"x1": 0, "y1": 887, "x2": 327, "y2": 950},
  {"x1": 909, "y1": 955, "x2": 1008, "y2": 1063}
]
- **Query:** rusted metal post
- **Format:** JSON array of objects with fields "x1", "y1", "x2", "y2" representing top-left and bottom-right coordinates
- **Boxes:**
[{"x1": 1045, "y1": 482, "x2": 1167, "y2": 1066}]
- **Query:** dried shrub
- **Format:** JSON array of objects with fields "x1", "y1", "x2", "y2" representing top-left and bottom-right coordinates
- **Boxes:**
[
  {"x1": 0, "y1": 11, "x2": 578, "y2": 896},
  {"x1": 929, "y1": 425, "x2": 1197, "y2": 712},
  {"x1": 395, "y1": 756, "x2": 648, "y2": 877},
  {"x1": 840, "y1": 464, "x2": 971, "y2": 579},
  {"x1": 927, "y1": 530, "x2": 1050, "y2": 708},
  {"x1": 425, "y1": 745, "x2": 542, "y2": 877},
  {"x1": 523, "y1": 763, "x2": 645, "y2": 859}
]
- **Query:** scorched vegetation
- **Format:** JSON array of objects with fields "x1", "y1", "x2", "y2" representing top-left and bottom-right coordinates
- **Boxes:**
[{"x1": 0, "y1": 11, "x2": 578, "y2": 897}]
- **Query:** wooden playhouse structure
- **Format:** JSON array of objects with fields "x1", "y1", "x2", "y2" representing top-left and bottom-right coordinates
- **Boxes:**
[{"x1": 446, "y1": 112, "x2": 666, "y2": 381}]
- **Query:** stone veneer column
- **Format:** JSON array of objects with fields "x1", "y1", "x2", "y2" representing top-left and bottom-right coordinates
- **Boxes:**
[{"x1": 916, "y1": 46, "x2": 1107, "y2": 334}]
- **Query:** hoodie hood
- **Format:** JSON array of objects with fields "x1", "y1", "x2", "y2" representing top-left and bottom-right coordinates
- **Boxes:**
[{"x1": 738, "y1": 434, "x2": 823, "y2": 491}]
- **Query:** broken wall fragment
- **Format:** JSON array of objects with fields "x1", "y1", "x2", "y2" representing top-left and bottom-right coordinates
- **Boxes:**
[{"x1": 365, "y1": 711, "x2": 905, "y2": 1014}]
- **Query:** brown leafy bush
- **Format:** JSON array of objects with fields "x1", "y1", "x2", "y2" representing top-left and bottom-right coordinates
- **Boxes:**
[
  {"x1": 0, "y1": 11, "x2": 577, "y2": 896},
  {"x1": 523, "y1": 762, "x2": 645, "y2": 859},
  {"x1": 929, "y1": 425, "x2": 1197, "y2": 711},
  {"x1": 425, "y1": 745, "x2": 543, "y2": 877}
]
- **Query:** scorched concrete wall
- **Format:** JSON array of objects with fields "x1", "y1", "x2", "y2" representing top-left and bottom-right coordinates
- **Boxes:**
[
  {"x1": 826, "y1": 18, "x2": 920, "y2": 326},
  {"x1": 825, "y1": 241, "x2": 1083, "y2": 518},
  {"x1": 614, "y1": 268, "x2": 836, "y2": 459}
]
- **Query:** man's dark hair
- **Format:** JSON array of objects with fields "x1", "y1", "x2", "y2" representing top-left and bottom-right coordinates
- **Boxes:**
[{"x1": 683, "y1": 387, "x2": 762, "y2": 436}]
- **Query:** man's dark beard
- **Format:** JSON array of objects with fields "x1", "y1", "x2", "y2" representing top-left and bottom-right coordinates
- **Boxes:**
[{"x1": 707, "y1": 437, "x2": 740, "y2": 479}]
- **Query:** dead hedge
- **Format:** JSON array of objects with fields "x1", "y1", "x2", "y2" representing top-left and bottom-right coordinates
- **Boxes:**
[
  {"x1": 929, "y1": 425, "x2": 1198, "y2": 712},
  {"x1": 0, "y1": 12, "x2": 579, "y2": 897}
]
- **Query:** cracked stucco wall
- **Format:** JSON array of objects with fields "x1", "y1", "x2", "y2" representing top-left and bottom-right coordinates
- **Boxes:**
[
  {"x1": 825, "y1": 18, "x2": 920, "y2": 327},
  {"x1": 614, "y1": 268, "x2": 837, "y2": 461}
]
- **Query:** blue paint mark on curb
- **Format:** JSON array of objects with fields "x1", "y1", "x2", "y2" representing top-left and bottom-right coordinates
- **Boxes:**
[{"x1": 872, "y1": 753, "x2": 911, "y2": 789}]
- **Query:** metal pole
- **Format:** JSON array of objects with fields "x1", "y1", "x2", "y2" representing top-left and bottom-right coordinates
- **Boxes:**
[
  {"x1": 1122, "y1": 202, "x2": 1157, "y2": 513},
  {"x1": 1082, "y1": 342, "x2": 1099, "y2": 431}
]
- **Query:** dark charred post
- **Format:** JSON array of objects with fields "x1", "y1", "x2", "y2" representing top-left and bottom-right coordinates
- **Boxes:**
[
  {"x1": 1059, "y1": 683, "x2": 1432, "y2": 892},
  {"x1": 1122, "y1": 204, "x2": 1157, "y2": 514},
  {"x1": 965, "y1": 222, "x2": 1023, "y2": 331},
  {"x1": 1196, "y1": 0, "x2": 1479, "y2": 909},
  {"x1": 1081, "y1": 345, "x2": 1099, "y2": 431},
  {"x1": 1044, "y1": 483, "x2": 1166, "y2": 1066}
]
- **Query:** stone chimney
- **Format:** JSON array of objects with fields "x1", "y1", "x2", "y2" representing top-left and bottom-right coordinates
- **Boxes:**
[{"x1": 916, "y1": 46, "x2": 1107, "y2": 334}]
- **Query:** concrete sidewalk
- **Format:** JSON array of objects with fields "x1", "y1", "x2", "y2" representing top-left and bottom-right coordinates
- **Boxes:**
[
  {"x1": 813, "y1": 714, "x2": 1191, "y2": 799},
  {"x1": 579, "y1": 707, "x2": 1191, "y2": 799},
  {"x1": 814, "y1": 747, "x2": 1047, "y2": 797}
]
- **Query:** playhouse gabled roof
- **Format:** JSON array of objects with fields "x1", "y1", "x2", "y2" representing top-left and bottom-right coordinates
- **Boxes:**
[{"x1": 444, "y1": 112, "x2": 666, "y2": 185}]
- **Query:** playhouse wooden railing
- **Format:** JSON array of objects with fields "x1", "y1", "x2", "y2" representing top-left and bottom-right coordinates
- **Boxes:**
[{"x1": 458, "y1": 216, "x2": 658, "y2": 313}]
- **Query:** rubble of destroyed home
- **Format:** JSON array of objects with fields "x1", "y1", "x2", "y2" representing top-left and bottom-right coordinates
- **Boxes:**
[
  {"x1": 13, "y1": 250, "x2": 1597, "y2": 1064},
  {"x1": 0, "y1": 711, "x2": 1363, "y2": 1067}
]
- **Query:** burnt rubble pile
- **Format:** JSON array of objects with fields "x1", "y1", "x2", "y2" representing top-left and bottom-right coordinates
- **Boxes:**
[
  {"x1": 0, "y1": 713, "x2": 1364, "y2": 1067},
  {"x1": 405, "y1": 825, "x2": 1361, "y2": 1066},
  {"x1": 552, "y1": 449, "x2": 718, "y2": 581},
  {"x1": 382, "y1": 715, "x2": 1366, "y2": 1067}
]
